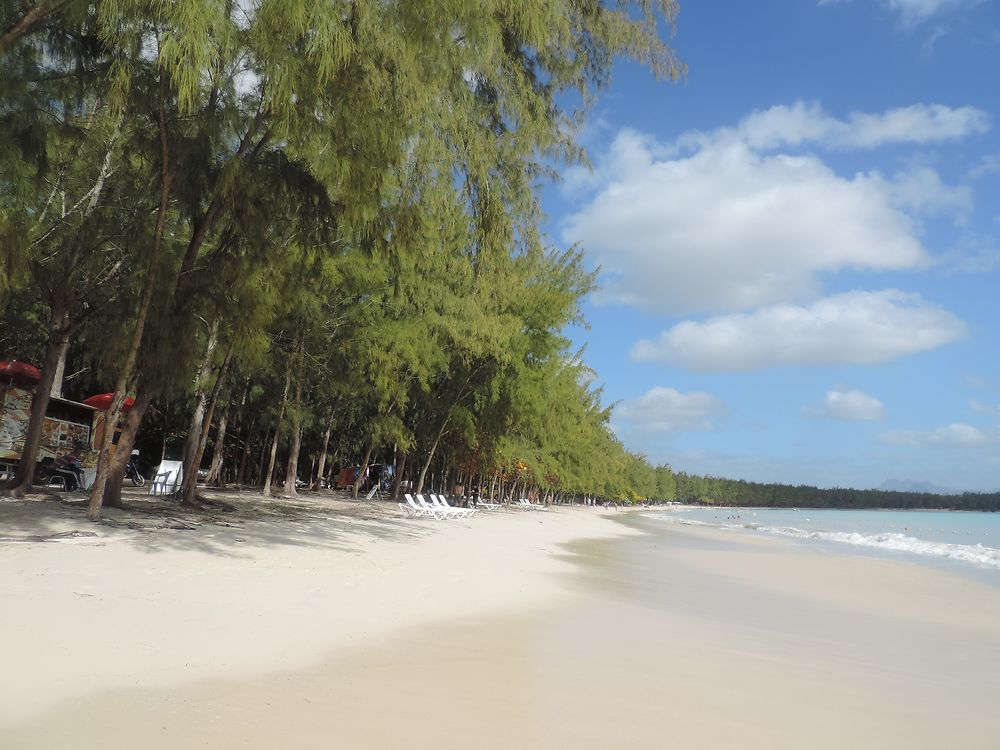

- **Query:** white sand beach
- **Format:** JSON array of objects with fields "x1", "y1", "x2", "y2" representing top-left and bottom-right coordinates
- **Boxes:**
[{"x1": 2, "y1": 494, "x2": 999, "y2": 749}]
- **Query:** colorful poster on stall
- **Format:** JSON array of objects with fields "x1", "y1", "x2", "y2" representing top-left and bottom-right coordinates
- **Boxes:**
[
  {"x1": 0, "y1": 386, "x2": 95, "y2": 465},
  {"x1": 39, "y1": 418, "x2": 93, "y2": 462},
  {"x1": 0, "y1": 385, "x2": 32, "y2": 460}
]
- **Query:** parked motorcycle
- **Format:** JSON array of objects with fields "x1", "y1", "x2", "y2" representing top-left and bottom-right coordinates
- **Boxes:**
[
  {"x1": 125, "y1": 449, "x2": 145, "y2": 487},
  {"x1": 37, "y1": 455, "x2": 84, "y2": 491}
]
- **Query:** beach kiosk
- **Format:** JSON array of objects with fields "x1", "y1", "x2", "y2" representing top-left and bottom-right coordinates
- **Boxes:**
[{"x1": 0, "y1": 361, "x2": 117, "y2": 488}]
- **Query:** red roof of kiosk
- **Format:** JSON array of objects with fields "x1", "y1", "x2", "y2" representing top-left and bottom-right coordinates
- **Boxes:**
[
  {"x1": 82, "y1": 393, "x2": 135, "y2": 412},
  {"x1": 0, "y1": 360, "x2": 42, "y2": 385}
]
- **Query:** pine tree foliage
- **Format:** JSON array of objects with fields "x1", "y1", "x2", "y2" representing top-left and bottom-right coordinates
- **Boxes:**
[{"x1": 1, "y1": 0, "x2": 689, "y2": 509}]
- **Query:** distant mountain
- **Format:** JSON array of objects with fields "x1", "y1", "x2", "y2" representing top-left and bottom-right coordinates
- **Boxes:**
[{"x1": 879, "y1": 479, "x2": 958, "y2": 495}]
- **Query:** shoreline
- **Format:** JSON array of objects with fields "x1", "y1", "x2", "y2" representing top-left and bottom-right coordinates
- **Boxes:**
[
  {"x1": 4, "y1": 496, "x2": 1000, "y2": 748},
  {"x1": 664, "y1": 503, "x2": 997, "y2": 513}
]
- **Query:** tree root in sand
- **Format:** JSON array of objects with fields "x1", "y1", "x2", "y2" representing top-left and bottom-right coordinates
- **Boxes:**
[{"x1": 181, "y1": 493, "x2": 238, "y2": 513}]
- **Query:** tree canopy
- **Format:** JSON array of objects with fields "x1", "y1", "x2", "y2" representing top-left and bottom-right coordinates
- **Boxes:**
[{"x1": 2, "y1": 0, "x2": 690, "y2": 513}]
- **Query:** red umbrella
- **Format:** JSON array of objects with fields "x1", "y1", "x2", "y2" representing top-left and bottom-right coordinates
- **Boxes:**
[
  {"x1": 82, "y1": 393, "x2": 135, "y2": 412},
  {"x1": 0, "y1": 360, "x2": 42, "y2": 385}
]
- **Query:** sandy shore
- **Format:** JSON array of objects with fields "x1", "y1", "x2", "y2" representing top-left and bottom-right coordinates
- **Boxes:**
[{"x1": 3, "y1": 495, "x2": 999, "y2": 748}]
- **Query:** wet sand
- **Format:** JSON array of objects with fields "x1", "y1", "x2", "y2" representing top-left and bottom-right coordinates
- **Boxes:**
[{"x1": 3, "y1": 502, "x2": 1000, "y2": 749}]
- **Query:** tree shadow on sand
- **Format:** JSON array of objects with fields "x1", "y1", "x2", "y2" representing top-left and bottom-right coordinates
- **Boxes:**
[{"x1": 0, "y1": 487, "x2": 436, "y2": 559}]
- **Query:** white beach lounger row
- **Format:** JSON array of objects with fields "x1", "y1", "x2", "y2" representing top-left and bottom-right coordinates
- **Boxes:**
[
  {"x1": 473, "y1": 498, "x2": 502, "y2": 511},
  {"x1": 515, "y1": 498, "x2": 549, "y2": 511},
  {"x1": 399, "y1": 493, "x2": 478, "y2": 520}
]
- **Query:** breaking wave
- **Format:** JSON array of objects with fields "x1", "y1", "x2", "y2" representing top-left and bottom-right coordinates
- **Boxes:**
[
  {"x1": 760, "y1": 526, "x2": 1000, "y2": 569},
  {"x1": 650, "y1": 513, "x2": 1000, "y2": 569}
]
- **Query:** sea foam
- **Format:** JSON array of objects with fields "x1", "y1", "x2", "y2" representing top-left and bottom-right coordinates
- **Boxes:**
[
  {"x1": 650, "y1": 513, "x2": 1000, "y2": 569},
  {"x1": 759, "y1": 526, "x2": 1000, "y2": 569}
]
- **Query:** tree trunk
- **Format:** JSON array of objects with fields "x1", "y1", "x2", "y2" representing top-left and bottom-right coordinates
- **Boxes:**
[
  {"x1": 282, "y1": 419, "x2": 302, "y2": 496},
  {"x1": 237, "y1": 429, "x2": 251, "y2": 486},
  {"x1": 325, "y1": 457, "x2": 336, "y2": 490},
  {"x1": 256, "y1": 427, "x2": 270, "y2": 487},
  {"x1": 178, "y1": 324, "x2": 219, "y2": 507},
  {"x1": 233, "y1": 380, "x2": 251, "y2": 485},
  {"x1": 188, "y1": 347, "x2": 232, "y2": 495},
  {"x1": 313, "y1": 410, "x2": 333, "y2": 489},
  {"x1": 282, "y1": 338, "x2": 305, "y2": 497},
  {"x1": 0, "y1": 0, "x2": 67, "y2": 53},
  {"x1": 87, "y1": 94, "x2": 169, "y2": 519},
  {"x1": 49, "y1": 342, "x2": 67, "y2": 398},
  {"x1": 3, "y1": 306, "x2": 69, "y2": 497},
  {"x1": 352, "y1": 439, "x2": 375, "y2": 499},
  {"x1": 262, "y1": 357, "x2": 292, "y2": 497},
  {"x1": 101, "y1": 390, "x2": 153, "y2": 508},
  {"x1": 414, "y1": 413, "x2": 452, "y2": 495},
  {"x1": 390, "y1": 448, "x2": 407, "y2": 500},
  {"x1": 205, "y1": 410, "x2": 228, "y2": 485}
]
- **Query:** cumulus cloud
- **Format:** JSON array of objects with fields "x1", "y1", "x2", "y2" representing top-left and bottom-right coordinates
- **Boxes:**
[
  {"x1": 561, "y1": 102, "x2": 984, "y2": 315},
  {"x1": 564, "y1": 135, "x2": 928, "y2": 313},
  {"x1": 805, "y1": 388, "x2": 887, "y2": 421},
  {"x1": 729, "y1": 101, "x2": 989, "y2": 151},
  {"x1": 889, "y1": 0, "x2": 985, "y2": 21},
  {"x1": 879, "y1": 423, "x2": 994, "y2": 447},
  {"x1": 819, "y1": 0, "x2": 987, "y2": 24},
  {"x1": 615, "y1": 387, "x2": 728, "y2": 433},
  {"x1": 969, "y1": 154, "x2": 1000, "y2": 179},
  {"x1": 886, "y1": 166, "x2": 972, "y2": 220},
  {"x1": 630, "y1": 290, "x2": 966, "y2": 372},
  {"x1": 970, "y1": 400, "x2": 1000, "y2": 416}
]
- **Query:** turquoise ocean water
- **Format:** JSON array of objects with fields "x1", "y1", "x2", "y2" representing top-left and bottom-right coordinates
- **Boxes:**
[{"x1": 648, "y1": 507, "x2": 1000, "y2": 574}]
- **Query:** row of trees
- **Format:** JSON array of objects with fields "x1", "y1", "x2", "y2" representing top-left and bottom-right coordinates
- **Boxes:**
[
  {"x1": 1, "y1": 0, "x2": 685, "y2": 516},
  {"x1": 673, "y1": 473, "x2": 1000, "y2": 512}
]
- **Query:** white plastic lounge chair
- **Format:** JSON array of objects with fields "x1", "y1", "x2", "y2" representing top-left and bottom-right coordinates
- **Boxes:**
[
  {"x1": 405, "y1": 493, "x2": 446, "y2": 520},
  {"x1": 149, "y1": 460, "x2": 183, "y2": 496},
  {"x1": 474, "y1": 497, "x2": 502, "y2": 511},
  {"x1": 399, "y1": 497, "x2": 426, "y2": 518},
  {"x1": 425, "y1": 494, "x2": 464, "y2": 518},
  {"x1": 404, "y1": 494, "x2": 445, "y2": 520},
  {"x1": 415, "y1": 494, "x2": 460, "y2": 519},
  {"x1": 441, "y1": 494, "x2": 478, "y2": 516},
  {"x1": 517, "y1": 498, "x2": 549, "y2": 511},
  {"x1": 431, "y1": 494, "x2": 476, "y2": 518}
]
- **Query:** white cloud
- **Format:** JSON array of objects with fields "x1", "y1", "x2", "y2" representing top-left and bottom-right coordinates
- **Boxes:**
[
  {"x1": 820, "y1": 0, "x2": 987, "y2": 24},
  {"x1": 731, "y1": 101, "x2": 989, "y2": 151},
  {"x1": 562, "y1": 102, "x2": 984, "y2": 315},
  {"x1": 969, "y1": 154, "x2": 1000, "y2": 179},
  {"x1": 631, "y1": 290, "x2": 966, "y2": 372},
  {"x1": 880, "y1": 423, "x2": 995, "y2": 447},
  {"x1": 564, "y1": 134, "x2": 929, "y2": 313},
  {"x1": 889, "y1": 0, "x2": 983, "y2": 21},
  {"x1": 970, "y1": 400, "x2": 1000, "y2": 416},
  {"x1": 886, "y1": 166, "x2": 972, "y2": 220},
  {"x1": 805, "y1": 388, "x2": 887, "y2": 421},
  {"x1": 615, "y1": 387, "x2": 728, "y2": 433},
  {"x1": 938, "y1": 233, "x2": 1000, "y2": 273}
]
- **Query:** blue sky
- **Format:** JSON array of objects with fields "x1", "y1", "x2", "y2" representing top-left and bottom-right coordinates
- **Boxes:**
[{"x1": 542, "y1": 0, "x2": 1000, "y2": 491}]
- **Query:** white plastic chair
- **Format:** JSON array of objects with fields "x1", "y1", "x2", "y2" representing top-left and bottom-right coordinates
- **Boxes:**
[{"x1": 149, "y1": 460, "x2": 183, "y2": 496}]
